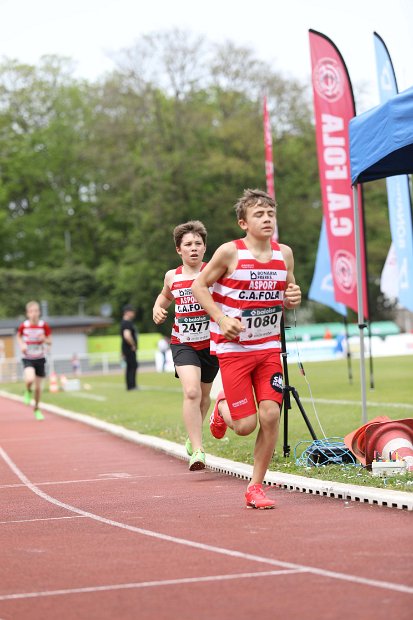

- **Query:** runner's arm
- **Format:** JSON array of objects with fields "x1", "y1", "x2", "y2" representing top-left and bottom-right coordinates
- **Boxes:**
[
  {"x1": 43, "y1": 325, "x2": 52, "y2": 346},
  {"x1": 44, "y1": 334, "x2": 52, "y2": 355},
  {"x1": 16, "y1": 331, "x2": 27, "y2": 355},
  {"x1": 153, "y1": 271, "x2": 174, "y2": 325},
  {"x1": 280, "y1": 244, "x2": 301, "y2": 309},
  {"x1": 192, "y1": 243, "x2": 245, "y2": 340}
]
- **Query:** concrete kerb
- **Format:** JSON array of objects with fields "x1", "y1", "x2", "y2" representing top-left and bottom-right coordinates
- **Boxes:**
[{"x1": 1, "y1": 390, "x2": 412, "y2": 511}]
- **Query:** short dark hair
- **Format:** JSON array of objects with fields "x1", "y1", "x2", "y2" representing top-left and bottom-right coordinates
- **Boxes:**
[
  {"x1": 173, "y1": 220, "x2": 207, "y2": 248},
  {"x1": 234, "y1": 188, "x2": 277, "y2": 221},
  {"x1": 123, "y1": 304, "x2": 134, "y2": 313}
]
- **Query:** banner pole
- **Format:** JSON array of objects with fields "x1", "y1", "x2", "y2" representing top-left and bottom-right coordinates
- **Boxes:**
[
  {"x1": 343, "y1": 314, "x2": 353, "y2": 384},
  {"x1": 359, "y1": 182, "x2": 374, "y2": 390},
  {"x1": 368, "y1": 321, "x2": 375, "y2": 389},
  {"x1": 353, "y1": 184, "x2": 368, "y2": 423},
  {"x1": 263, "y1": 96, "x2": 278, "y2": 241}
]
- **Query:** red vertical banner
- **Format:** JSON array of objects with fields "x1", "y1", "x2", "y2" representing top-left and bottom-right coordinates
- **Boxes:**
[
  {"x1": 263, "y1": 96, "x2": 278, "y2": 241},
  {"x1": 309, "y1": 30, "x2": 369, "y2": 318},
  {"x1": 263, "y1": 95, "x2": 275, "y2": 200}
]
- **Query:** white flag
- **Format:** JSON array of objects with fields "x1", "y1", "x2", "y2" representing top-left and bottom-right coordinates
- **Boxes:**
[{"x1": 380, "y1": 243, "x2": 399, "y2": 300}]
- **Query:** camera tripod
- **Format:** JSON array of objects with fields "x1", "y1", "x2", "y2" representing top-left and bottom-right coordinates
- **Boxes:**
[{"x1": 280, "y1": 316, "x2": 318, "y2": 458}]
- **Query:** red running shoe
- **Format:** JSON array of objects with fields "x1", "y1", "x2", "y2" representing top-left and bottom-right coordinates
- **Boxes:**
[
  {"x1": 245, "y1": 484, "x2": 275, "y2": 509},
  {"x1": 209, "y1": 390, "x2": 227, "y2": 439}
]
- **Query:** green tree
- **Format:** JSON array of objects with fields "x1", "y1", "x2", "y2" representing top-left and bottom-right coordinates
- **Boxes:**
[{"x1": 0, "y1": 32, "x2": 392, "y2": 327}]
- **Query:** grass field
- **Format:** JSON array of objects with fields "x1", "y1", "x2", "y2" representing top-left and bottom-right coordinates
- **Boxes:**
[
  {"x1": 2, "y1": 355, "x2": 413, "y2": 492},
  {"x1": 88, "y1": 334, "x2": 161, "y2": 362}
]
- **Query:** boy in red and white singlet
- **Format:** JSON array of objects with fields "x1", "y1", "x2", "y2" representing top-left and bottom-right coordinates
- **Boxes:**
[
  {"x1": 192, "y1": 189, "x2": 301, "y2": 508},
  {"x1": 17, "y1": 300, "x2": 52, "y2": 420},
  {"x1": 153, "y1": 221, "x2": 219, "y2": 471}
]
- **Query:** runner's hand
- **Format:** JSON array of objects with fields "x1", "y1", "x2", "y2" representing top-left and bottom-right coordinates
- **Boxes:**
[
  {"x1": 284, "y1": 283, "x2": 301, "y2": 309},
  {"x1": 153, "y1": 306, "x2": 168, "y2": 324},
  {"x1": 219, "y1": 316, "x2": 245, "y2": 340}
]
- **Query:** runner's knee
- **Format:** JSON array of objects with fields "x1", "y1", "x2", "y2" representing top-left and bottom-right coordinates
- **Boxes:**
[
  {"x1": 24, "y1": 369, "x2": 35, "y2": 384},
  {"x1": 233, "y1": 416, "x2": 257, "y2": 436},
  {"x1": 258, "y1": 401, "x2": 280, "y2": 426},
  {"x1": 183, "y1": 386, "x2": 201, "y2": 401}
]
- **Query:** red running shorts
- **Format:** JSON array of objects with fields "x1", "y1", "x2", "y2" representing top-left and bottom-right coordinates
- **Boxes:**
[{"x1": 218, "y1": 350, "x2": 283, "y2": 420}]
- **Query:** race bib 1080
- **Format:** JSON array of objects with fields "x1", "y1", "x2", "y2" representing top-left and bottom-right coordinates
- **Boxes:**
[{"x1": 239, "y1": 307, "x2": 281, "y2": 342}]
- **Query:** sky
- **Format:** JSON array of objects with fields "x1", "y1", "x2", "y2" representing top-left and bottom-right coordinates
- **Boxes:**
[{"x1": 1, "y1": 0, "x2": 412, "y2": 112}]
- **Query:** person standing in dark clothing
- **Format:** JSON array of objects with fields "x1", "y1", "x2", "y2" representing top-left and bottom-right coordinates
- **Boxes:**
[{"x1": 120, "y1": 305, "x2": 138, "y2": 390}]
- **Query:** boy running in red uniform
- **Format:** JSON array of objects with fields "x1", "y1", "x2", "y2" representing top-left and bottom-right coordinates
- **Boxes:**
[
  {"x1": 17, "y1": 301, "x2": 52, "y2": 420},
  {"x1": 153, "y1": 221, "x2": 219, "y2": 471},
  {"x1": 192, "y1": 189, "x2": 301, "y2": 508}
]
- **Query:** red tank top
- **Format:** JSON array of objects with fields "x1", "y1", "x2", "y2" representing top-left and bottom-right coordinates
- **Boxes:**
[
  {"x1": 210, "y1": 239, "x2": 287, "y2": 355},
  {"x1": 170, "y1": 264, "x2": 211, "y2": 350},
  {"x1": 17, "y1": 319, "x2": 51, "y2": 359}
]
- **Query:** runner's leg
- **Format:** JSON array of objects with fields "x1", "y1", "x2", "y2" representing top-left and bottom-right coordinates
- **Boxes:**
[
  {"x1": 175, "y1": 365, "x2": 204, "y2": 452},
  {"x1": 250, "y1": 400, "x2": 280, "y2": 486},
  {"x1": 200, "y1": 381, "x2": 213, "y2": 421},
  {"x1": 216, "y1": 399, "x2": 256, "y2": 435},
  {"x1": 247, "y1": 351, "x2": 283, "y2": 486},
  {"x1": 34, "y1": 376, "x2": 43, "y2": 411},
  {"x1": 218, "y1": 354, "x2": 257, "y2": 436},
  {"x1": 23, "y1": 367, "x2": 35, "y2": 394},
  {"x1": 217, "y1": 399, "x2": 234, "y2": 429}
]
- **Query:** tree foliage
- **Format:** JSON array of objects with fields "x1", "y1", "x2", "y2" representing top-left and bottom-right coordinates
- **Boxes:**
[{"x1": 0, "y1": 32, "x2": 390, "y2": 328}]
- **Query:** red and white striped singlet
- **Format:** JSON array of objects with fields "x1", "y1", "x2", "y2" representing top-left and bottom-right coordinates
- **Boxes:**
[
  {"x1": 170, "y1": 264, "x2": 211, "y2": 350},
  {"x1": 17, "y1": 319, "x2": 51, "y2": 359},
  {"x1": 210, "y1": 239, "x2": 287, "y2": 355}
]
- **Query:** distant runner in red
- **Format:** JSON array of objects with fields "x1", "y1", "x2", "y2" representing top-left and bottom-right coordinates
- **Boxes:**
[
  {"x1": 153, "y1": 221, "x2": 219, "y2": 471},
  {"x1": 192, "y1": 189, "x2": 301, "y2": 509},
  {"x1": 17, "y1": 300, "x2": 52, "y2": 421}
]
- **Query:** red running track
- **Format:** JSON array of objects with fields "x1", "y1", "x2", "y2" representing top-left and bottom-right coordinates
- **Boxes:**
[{"x1": 0, "y1": 395, "x2": 412, "y2": 620}]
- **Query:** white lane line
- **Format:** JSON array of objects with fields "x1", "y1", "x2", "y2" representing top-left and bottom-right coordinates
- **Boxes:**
[
  {"x1": 90, "y1": 388, "x2": 413, "y2": 408},
  {"x1": 0, "y1": 471, "x2": 192, "y2": 490},
  {"x1": 0, "y1": 516, "x2": 87, "y2": 525},
  {"x1": 82, "y1": 383, "x2": 182, "y2": 393},
  {"x1": 1, "y1": 446, "x2": 412, "y2": 596},
  {"x1": 139, "y1": 386, "x2": 182, "y2": 393},
  {"x1": 0, "y1": 569, "x2": 304, "y2": 601},
  {"x1": 1, "y1": 431, "x2": 106, "y2": 445},
  {"x1": 63, "y1": 393, "x2": 107, "y2": 402},
  {"x1": 301, "y1": 397, "x2": 413, "y2": 411},
  {"x1": 2, "y1": 388, "x2": 412, "y2": 409}
]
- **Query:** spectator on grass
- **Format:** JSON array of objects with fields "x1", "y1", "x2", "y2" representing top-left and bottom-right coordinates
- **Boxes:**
[
  {"x1": 120, "y1": 305, "x2": 138, "y2": 391},
  {"x1": 71, "y1": 353, "x2": 81, "y2": 376}
]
